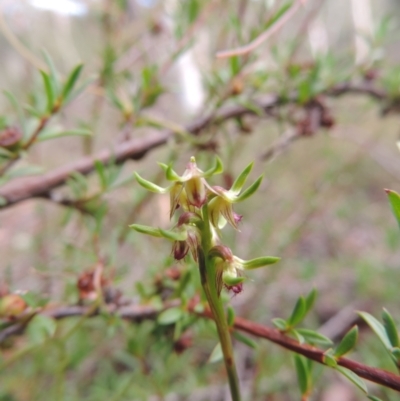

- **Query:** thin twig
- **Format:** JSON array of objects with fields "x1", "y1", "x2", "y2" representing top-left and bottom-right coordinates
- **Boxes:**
[{"x1": 216, "y1": 0, "x2": 307, "y2": 58}]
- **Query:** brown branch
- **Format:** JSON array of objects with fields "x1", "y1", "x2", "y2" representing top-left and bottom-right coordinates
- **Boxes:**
[
  {"x1": 0, "y1": 82, "x2": 389, "y2": 209},
  {"x1": 2, "y1": 299, "x2": 400, "y2": 393},
  {"x1": 216, "y1": 0, "x2": 307, "y2": 58}
]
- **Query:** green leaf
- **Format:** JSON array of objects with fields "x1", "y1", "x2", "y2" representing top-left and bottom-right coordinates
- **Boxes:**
[
  {"x1": 42, "y1": 49, "x2": 60, "y2": 96},
  {"x1": 385, "y1": 189, "x2": 400, "y2": 229},
  {"x1": 129, "y1": 224, "x2": 162, "y2": 238},
  {"x1": 26, "y1": 314, "x2": 56, "y2": 345},
  {"x1": 134, "y1": 172, "x2": 169, "y2": 193},
  {"x1": 235, "y1": 175, "x2": 263, "y2": 202},
  {"x1": 62, "y1": 64, "x2": 83, "y2": 103},
  {"x1": 391, "y1": 347, "x2": 400, "y2": 359},
  {"x1": 382, "y1": 308, "x2": 399, "y2": 347},
  {"x1": 230, "y1": 162, "x2": 254, "y2": 195},
  {"x1": 37, "y1": 128, "x2": 92, "y2": 142},
  {"x1": 294, "y1": 354, "x2": 309, "y2": 395},
  {"x1": 227, "y1": 306, "x2": 235, "y2": 327},
  {"x1": 241, "y1": 256, "x2": 280, "y2": 269},
  {"x1": 3, "y1": 90, "x2": 27, "y2": 137},
  {"x1": 94, "y1": 160, "x2": 108, "y2": 190},
  {"x1": 304, "y1": 288, "x2": 317, "y2": 315},
  {"x1": 208, "y1": 342, "x2": 223, "y2": 363},
  {"x1": 287, "y1": 296, "x2": 306, "y2": 327},
  {"x1": 157, "y1": 307, "x2": 182, "y2": 325},
  {"x1": 334, "y1": 326, "x2": 358, "y2": 357},
  {"x1": 334, "y1": 366, "x2": 368, "y2": 394},
  {"x1": 367, "y1": 396, "x2": 383, "y2": 401},
  {"x1": 233, "y1": 331, "x2": 257, "y2": 349},
  {"x1": 159, "y1": 228, "x2": 187, "y2": 242},
  {"x1": 202, "y1": 156, "x2": 224, "y2": 177},
  {"x1": 272, "y1": 317, "x2": 288, "y2": 331},
  {"x1": 296, "y1": 328, "x2": 333, "y2": 346},
  {"x1": 322, "y1": 351, "x2": 337, "y2": 367},
  {"x1": 40, "y1": 70, "x2": 55, "y2": 112},
  {"x1": 290, "y1": 329, "x2": 305, "y2": 344},
  {"x1": 358, "y1": 311, "x2": 391, "y2": 349}
]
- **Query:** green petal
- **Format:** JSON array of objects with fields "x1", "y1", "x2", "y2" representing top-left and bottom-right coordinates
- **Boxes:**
[
  {"x1": 234, "y1": 175, "x2": 263, "y2": 202},
  {"x1": 129, "y1": 224, "x2": 162, "y2": 237},
  {"x1": 230, "y1": 162, "x2": 254, "y2": 195},
  {"x1": 134, "y1": 172, "x2": 169, "y2": 193},
  {"x1": 241, "y1": 256, "x2": 280, "y2": 269}
]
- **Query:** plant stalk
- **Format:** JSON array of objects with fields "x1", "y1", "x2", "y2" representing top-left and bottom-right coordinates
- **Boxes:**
[{"x1": 198, "y1": 204, "x2": 241, "y2": 401}]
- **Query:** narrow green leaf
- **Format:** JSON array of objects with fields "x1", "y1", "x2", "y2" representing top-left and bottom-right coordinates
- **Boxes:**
[
  {"x1": 334, "y1": 326, "x2": 358, "y2": 357},
  {"x1": 66, "y1": 75, "x2": 97, "y2": 104},
  {"x1": 290, "y1": 329, "x2": 305, "y2": 344},
  {"x1": 287, "y1": 296, "x2": 306, "y2": 327},
  {"x1": 334, "y1": 366, "x2": 368, "y2": 394},
  {"x1": 40, "y1": 70, "x2": 55, "y2": 112},
  {"x1": 272, "y1": 318, "x2": 288, "y2": 331},
  {"x1": 3, "y1": 90, "x2": 27, "y2": 137},
  {"x1": 382, "y1": 308, "x2": 399, "y2": 347},
  {"x1": 391, "y1": 347, "x2": 400, "y2": 359},
  {"x1": 241, "y1": 256, "x2": 280, "y2": 270},
  {"x1": 233, "y1": 331, "x2": 257, "y2": 349},
  {"x1": 230, "y1": 162, "x2": 254, "y2": 195},
  {"x1": 62, "y1": 64, "x2": 83, "y2": 102},
  {"x1": 24, "y1": 104, "x2": 42, "y2": 118},
  {"x1": 94, "y1": 161, "x2": 108, "y2": 190},
  {"x1": 294, "y1": 354, "x2": 309, "y2": 395},
  {"x1": 157, "y1": 307, "x2": 182, "y2": 325},
  {"x1": 235, "y1": 175, "x2": 263, "y2": 202},
  {"x1": 37, "y1": 128, "x2": 92, "y2": 142},
  {"x1": 134, "y1": 172, "x2": 169, "y2": 193},
  {"x1": 202, "y1": 156, "x2": 224, "y2": 177},
  {"x1": 42, "y1": 49, "x2": 60, "y2": 96},
  {"x1": 358, "y1": 311, "x2": 391, "y2": 349},
  {"x1": 208, "y1": 342, "x2": 223, "y2": 363},
  {"x1": 230, "y1": 55, "x2": 241, "y2": 76},
  {"x1": 296, "y1": 328, "x2": 333, "y2": 346},
  {"x1": 227, "y1": 306, "x2": 235, "y2": 327},
  {"x1": 304, "y1": 288, "x2": 317, "y2": 315},
  {"x1": 367, "y1": 396, "x2": 383, "y2": 401},
  {"x1": 159, "y1": 228, "x2": 187, "y2": 242},
  {"x1": 129, "y1": 224, "x2": 162, "y2": 237},
  {"x1": 385, "y1": 189, "x2": 400, "y2": 229}
]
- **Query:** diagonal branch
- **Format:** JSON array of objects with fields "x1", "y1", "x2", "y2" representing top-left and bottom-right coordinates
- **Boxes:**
[
  {"x1": 0, "y1": 82, "x2": 389, "y2": 210},
  {"x1": 1, "y1": 300, "x2": 400, "y2": 393}
]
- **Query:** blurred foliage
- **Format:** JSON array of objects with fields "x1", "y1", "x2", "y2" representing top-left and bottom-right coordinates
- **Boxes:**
[{"x1": 1, "y1": 0, "x2": 400, "y2": 400}]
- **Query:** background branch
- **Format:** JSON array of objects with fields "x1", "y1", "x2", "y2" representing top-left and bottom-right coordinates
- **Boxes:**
[{"x1": 0, "y1": 82, "x2": 389, "y2": 209}]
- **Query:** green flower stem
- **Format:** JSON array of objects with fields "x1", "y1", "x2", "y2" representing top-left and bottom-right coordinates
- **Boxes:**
[{"x1": 199, "y1": 204, "x2": 241, "y2": 401}]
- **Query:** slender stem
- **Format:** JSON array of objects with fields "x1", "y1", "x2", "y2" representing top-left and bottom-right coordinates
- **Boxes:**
[{"x1": 199, "y1": 204, "x2": 241, "y2": 401}]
